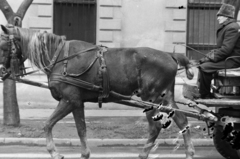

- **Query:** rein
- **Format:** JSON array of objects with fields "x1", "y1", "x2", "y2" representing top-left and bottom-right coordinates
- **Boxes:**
[
  {"x1": 175, "y1": 43, "x2": 211, "y2": 71},
  {"x1": 175, "y1": 43, "x2": 208, "y2": 58},
  {"x1": 50, "y1": 46, "x2": 98, "y2": 69}
]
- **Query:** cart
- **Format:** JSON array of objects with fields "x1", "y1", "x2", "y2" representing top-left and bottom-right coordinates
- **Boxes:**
[{"x1": 183, "y1": 67, "x2": 240, "y2": 159}]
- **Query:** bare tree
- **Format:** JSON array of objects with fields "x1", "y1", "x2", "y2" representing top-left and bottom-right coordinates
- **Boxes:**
[{"x1": 0, "y1": 0, "x2": 33, "y2": 126}]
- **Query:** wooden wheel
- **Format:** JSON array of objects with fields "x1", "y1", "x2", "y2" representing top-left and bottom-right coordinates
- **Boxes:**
[{"x1": 213, "y1": 125, "x2": 239, "y2": 159}]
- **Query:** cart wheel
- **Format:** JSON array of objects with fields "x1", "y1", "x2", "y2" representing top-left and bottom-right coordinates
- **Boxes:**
[{"x1": 213, "y1": 125, "x2": 239, "y2": 159}]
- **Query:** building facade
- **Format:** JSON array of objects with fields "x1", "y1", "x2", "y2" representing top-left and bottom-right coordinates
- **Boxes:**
[
  {"x1": 1, "y1": 0, "x2": 239, "y2": 58},
  {"x1": 0, "y1": 0, "x2": 189, "y2": 54}
]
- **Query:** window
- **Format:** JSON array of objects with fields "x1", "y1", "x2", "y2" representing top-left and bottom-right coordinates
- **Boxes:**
[
  {"x1": 53, "y1": 0, "x2": 97, "y2": 44},
  {"x1": 187, "y1": 0, "x2": 221, "y2": 60}
]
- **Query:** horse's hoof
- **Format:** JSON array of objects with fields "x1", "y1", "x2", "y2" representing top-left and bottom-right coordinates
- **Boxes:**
[
  {"x1": 138, "y1": 153, "x2": 148, "y2": 159},
  {"x1": 81, "y1": 154, "x2": 90, "y2": 159},
  {"x1": 186, "y1": 154, "x2": 194, "y2": 159},
  {"x1": 54, "y1": 154, "x2": 64, "y2": 159}
]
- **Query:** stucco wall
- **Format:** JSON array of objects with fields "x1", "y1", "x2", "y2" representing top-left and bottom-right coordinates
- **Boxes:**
[
  {"x1": 0, "y1": 0, "x2": 187, "y2": 54},
  {"x1": 98, "y1": 0, "x2": 188, "y2": 53},
  {"x1": 117, "y1": 0, "x2": 166, "y2": 50}
]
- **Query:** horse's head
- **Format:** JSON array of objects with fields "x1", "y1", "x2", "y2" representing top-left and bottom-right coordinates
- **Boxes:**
[{"x1": 0, "y1": 24, "x2": 24, "y2": 79}]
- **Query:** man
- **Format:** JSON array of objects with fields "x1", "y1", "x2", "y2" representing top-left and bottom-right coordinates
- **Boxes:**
[{"x1": 198, "y1": 3, "x2": 240, "y2": 99}]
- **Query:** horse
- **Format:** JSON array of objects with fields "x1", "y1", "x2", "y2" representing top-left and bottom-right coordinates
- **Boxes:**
[{"x1": 0, "y1": 25, "x2": 195, "y2": 159}]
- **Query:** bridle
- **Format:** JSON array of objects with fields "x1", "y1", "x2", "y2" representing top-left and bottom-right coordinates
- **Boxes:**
[
  {"x1": 0, "y1": 26, "x2": 99, "y2": 81},
  {"x1": 0, "y1": 27, "x2": 25, "y2": 80}
]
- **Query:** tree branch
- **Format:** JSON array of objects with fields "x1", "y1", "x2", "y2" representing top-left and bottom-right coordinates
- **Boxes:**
[
  {"x1": 0, "y1": 0, "x2": 14, "y2": 20},
  {"x1": 16, "y1": 0, "x2": 33, "y2": 18}
]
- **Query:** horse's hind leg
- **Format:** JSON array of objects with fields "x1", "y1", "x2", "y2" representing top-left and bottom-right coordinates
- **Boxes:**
[
  {"x1": 167, "y1": 86, "x2": 195, "y2": 159},
  {"x1": 172, "y1": 104, "x2": 195, "y2": 159},
  {"x1": 44, "y1": 99, "x2": 73, "y2": 159},
  {"x1": 72, "y1": 102, "x2": 90, "y2": 159},
  {"x1": 139, "y1": 108, "x2": 161, "y2": 159}
]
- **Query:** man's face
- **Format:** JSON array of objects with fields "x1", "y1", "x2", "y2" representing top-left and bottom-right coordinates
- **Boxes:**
[{"x1": 217, "y1": 16, "x2": 228, "y2": 24}]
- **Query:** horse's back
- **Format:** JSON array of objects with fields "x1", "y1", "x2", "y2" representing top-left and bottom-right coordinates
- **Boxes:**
[
  {"x1": 106, "y1": 47, "x2": 177, "y2": 75},
  {"x1": 105, "y1": 47, "x2": 178, "y2": 98}
]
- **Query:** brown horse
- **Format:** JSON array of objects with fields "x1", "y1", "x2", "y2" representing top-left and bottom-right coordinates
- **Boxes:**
[{"x1": 0, "y1": 25, "x2": 195, "y2": 159}]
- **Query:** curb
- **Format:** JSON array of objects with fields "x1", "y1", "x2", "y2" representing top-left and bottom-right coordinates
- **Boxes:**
[{"x1": 0, "y1": 138, "x2": 213, "y2": 147}]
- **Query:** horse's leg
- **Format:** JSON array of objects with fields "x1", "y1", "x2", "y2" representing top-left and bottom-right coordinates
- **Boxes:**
[
  {"x1": 139, "y1": 108, "x2": 162, "y2": 159},
  {"x1": 171, "y1": 103, "x2": 195, "y2": 159},
  {"x1": 44, "y1": 99, "x2": 73, "y2": 159},
  {"x1": 72, "y1": 102, "x2": 90, "y2": 159},
  {"x1": 167, "y1": 85, "x2": 195, "y2": 159}
]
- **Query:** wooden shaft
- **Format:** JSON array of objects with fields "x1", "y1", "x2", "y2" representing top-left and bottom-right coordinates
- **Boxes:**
[
  {"x1": 4, "y1": 77, "x2": 218, "y2": 122},
  {"x1": 8, "y1": 77, "x2": 49, "y2": 89},
  {"x1": 118, "y1": 99, "x2": 218, "y2": 122}
]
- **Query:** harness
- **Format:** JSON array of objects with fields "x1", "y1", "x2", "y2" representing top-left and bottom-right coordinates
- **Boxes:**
[
  {"x1": 47, "y1": 41, "x2": 110, "y2": 108},
  {"x1": 1, "y1": 28, "x2": 111, "y2": 107}
]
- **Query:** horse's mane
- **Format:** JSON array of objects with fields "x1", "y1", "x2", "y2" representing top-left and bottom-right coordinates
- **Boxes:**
[{"x1": 18, "y1": 28, "x2": 64, "y2": 73}]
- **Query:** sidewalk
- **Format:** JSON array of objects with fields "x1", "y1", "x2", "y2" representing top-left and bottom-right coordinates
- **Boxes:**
[
  {"x1": 0, "y1": 108, "x2": 213, "y2": 147},
  {"x1": 0, "y1": 138, "x2": 213, "y2": 147}
]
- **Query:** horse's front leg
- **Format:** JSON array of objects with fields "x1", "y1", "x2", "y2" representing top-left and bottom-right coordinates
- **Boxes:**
[
  {"x1": 72, "y1": 102, "x2": 91, "y2": 159},
  {"x1": 44, "y1": 99, "x2": 73, "y2": 159}
]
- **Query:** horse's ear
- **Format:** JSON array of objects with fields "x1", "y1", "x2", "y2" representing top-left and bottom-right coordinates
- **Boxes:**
[{"x1": 1, "y1": 25, "x2": 9, "y2": 34}]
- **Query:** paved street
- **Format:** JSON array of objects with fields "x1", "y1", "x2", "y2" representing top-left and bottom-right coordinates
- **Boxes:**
[{"x1": 0, "y1": 145, "x2": 223, "y2": 159}]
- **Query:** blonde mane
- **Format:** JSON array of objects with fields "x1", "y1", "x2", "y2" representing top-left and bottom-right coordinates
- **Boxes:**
[{"x1": 18, "y1": 28, "x2": 63, "y2": 73}]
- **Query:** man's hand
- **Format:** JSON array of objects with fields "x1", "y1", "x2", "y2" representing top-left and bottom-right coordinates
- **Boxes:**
[
  {"x1": 199, "y1": 50, "x2": 216, "y2": 64},
  {"x1": 199, "y1": 57, "x2": 210, "y2": 64},
  {"x1": 206, "y1": 50, "x2": 215, "y2": 61}
]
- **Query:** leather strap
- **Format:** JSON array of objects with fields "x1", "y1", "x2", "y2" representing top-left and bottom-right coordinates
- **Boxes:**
[
  {"x1": 49, "y1": 45, "x2": 110, "y2": 108},
  {"x1": 62, "y1": 41, "x2": 70, "y2": 76},
  {"x1": 48, "y1": 40, "x2": 65, "y2": 71},
  {"x1": 97, "y1": 46, "x2": 109, "y2": 108}
]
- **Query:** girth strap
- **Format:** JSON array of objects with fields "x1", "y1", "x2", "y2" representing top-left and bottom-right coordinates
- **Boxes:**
[
  {"x1": 62, "y1": 41, "x2": 70, "y2": 76},
  {"x1": 97, "y1": 46, "x2": 109, "y2": 108}
]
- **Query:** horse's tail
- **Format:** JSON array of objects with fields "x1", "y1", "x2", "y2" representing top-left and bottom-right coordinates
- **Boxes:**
[{"x1": 169, "y1": 53, "x2": 194, "y2": 80}]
